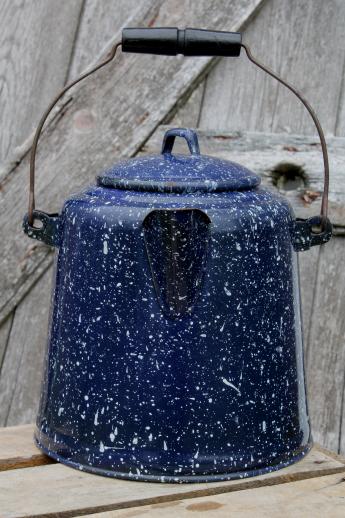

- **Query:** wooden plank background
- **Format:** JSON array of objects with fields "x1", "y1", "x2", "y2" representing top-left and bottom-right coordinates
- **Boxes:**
[{"x1": 0, "y1": 0, "x2": 344, "y2": 458}]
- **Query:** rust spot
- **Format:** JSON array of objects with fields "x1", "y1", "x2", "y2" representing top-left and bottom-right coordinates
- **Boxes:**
[
  {"x1": 314, "y1": 459, "x2": 326, "y2": 464},
  {"x1": 283, "y1": 145, "x2": 299, "y2": 152},
  {"x1": 186, "y1": 500, "x2": 224, "y2": 512},
  {"x1": 302, "y1": 189, "x2": 320, "y2": 205}
]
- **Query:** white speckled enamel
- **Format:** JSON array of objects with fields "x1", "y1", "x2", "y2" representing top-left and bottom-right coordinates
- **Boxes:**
[{"x1": 35, "y1": 129, "x2": 311, "y2": 483}]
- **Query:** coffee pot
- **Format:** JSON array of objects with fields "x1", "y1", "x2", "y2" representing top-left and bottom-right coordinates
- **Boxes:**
[{"x1": 23, "y1": 28, "x2": 332, "y2": 482}]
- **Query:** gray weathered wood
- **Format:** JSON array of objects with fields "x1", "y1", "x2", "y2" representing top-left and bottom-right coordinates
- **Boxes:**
[
  {"x1": 306, "y1": 238, "x2": 345, "y2": 454},
  {"x1": 0, "y1": 315, "x2": 13, "y2": 372},
  {"x1": 0, "y1": 0, "x2": 84, "y2": 167},
  {"x1": 0, "y1": 269, "x2": 52, "y2": 426},
  {"x1": 0, "y1": 0, "x2": 265, "y2": 326},
  {"x1": 199, "y1": 0, "x2": 345, "y2": 137},
  {"x1": 68, "y1": 0, "x2": 144, "y2": 79},
  {"x1": 168, "y1": 82, "x2": 206, "y2": 128},
  {"x1": 82, "y1": 473, "x2": 345, "y2": 518},
  {"x1": 298, "y1": 247, "x2": 320, "y2": 348},
  {"x1": 335, "y1": 64, "x2": 345, "y2": 135}
]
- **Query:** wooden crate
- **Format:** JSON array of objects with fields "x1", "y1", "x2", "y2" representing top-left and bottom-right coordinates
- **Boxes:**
[{"x1": 1, "y1": 425, "x2": 345, "y2": 517}]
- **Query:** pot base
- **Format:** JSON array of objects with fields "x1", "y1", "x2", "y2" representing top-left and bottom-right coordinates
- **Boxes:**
[{"x1": 34, "y1": 430, "x2": 312, "y2": 484}]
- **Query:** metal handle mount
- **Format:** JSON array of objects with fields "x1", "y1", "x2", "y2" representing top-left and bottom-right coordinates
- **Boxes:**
[{"x1": 25, "y1": 27, "x2": 331, "y2": 248}]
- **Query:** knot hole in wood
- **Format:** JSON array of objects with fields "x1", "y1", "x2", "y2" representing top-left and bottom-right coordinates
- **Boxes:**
[{"x1": 271, "y1": 162, "x2": 308, "y2": 191}]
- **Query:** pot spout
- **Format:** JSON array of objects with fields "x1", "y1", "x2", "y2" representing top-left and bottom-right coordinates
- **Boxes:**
[{"x1": 143, "y1": 209, "x2": 210, "y2": 318}]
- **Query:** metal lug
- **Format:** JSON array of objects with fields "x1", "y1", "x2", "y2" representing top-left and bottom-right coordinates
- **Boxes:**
[
  {"x1": 292, "y1": 216, "x2": 332, "y2": 252},
  {"x1": 23, "y1": 210, "x2": 61, "y2": 247}
]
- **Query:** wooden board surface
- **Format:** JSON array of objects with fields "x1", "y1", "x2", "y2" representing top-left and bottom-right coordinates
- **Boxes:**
[
  {"x1": 0, "y1": 0, "x2": 264, "y2": 327},
  {"x1": 68, "y1": 0, "x2": 143, "y2": 79},
  {"x1": 80, "y1": 472, "x2": 345, "y2": 517},
  {"x1": 0, "y1": 422, "x2": 344, "y2": 518},
  {"x1": 199, "y1": 0, "x2": 345, "y2": 137},
  {"x1": 0, "y1": 269, "x2": 52, "y2": 427},
  {"x1": 0, "y1": 314, "x2": 13, "y2": 373},
  {"x1": 0, "y1": 0, "x2": 84, "y2": 167},
  {"x1": 0, "y1": 424, "x2": 52, "y2": 472},
  {"x1": 306, "y1": 238, "x2": 345, "y2": 453}
]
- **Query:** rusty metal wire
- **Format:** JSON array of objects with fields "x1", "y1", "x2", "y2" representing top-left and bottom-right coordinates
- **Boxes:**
[
  {"x1": 241, "y1": 43, "x2": 329, "y2": 225},
  {"x1": 28, "y1": 41, "x2": 122, "y2": 226}
]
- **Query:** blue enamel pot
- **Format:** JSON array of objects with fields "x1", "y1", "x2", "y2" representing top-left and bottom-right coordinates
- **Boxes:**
[{"x1": 23, "y1": 127, "x2": 332, "y2": 482}]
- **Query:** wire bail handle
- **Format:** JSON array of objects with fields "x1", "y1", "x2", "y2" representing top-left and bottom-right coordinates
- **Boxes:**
[{"x1": 28, "y1": 28, "x2": 330, "y2": 232}]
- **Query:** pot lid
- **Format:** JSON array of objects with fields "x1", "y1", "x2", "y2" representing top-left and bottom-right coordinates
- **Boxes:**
[{"x1": 97, "y1": 128, "x2": 260, "y2": 193}]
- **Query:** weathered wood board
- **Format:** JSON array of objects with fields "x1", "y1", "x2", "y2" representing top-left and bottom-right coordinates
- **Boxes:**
[
  {"x1": 81, "y1": 473, "x2": 345, "y2": 517},
  {"x1": 199, "y1": 0, "x2": 345, "y2": 137},
  {"x1": 0, "y1": 424, "x2": 51, "y2": 472},
  {"x1": 0, "y1": 269, "x2": 52, "y2": 427},
  {"x1": 0, "y1": 0, "x2": 84, "y2": 167},
  {"x1": 68, "y1": 0, "x2": 144, "y2": 79},
  {"x1": 306, "y1": 238, "x2": 345, "y2": 452},
  {"x1": 0, "y1": 425, "x2": 344, "y2": 518},
  {"x1": 0, "y1": 315, "x2": 13, "y2": 372}
]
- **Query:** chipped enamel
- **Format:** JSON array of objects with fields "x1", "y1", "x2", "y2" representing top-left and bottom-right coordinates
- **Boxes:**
[{"x1": 35, "y1": 129, "x2": 310, "y2": 483}]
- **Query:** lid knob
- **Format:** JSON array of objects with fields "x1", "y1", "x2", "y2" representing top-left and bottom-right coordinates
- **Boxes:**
[{"x1": 161, "y1": 128, "x2": 200, "y2": 156}]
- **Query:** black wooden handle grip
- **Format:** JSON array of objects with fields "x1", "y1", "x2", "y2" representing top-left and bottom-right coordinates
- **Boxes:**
[{"x1": 122, "y1": 28, "x2": 242, "y2": 57}]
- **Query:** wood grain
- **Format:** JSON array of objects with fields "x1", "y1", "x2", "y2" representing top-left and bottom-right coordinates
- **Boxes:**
[
  {"x1": 81, "y1": 473, "x2": 345, "y2": 518},
  {"x1": 306, "y1": 238, "x2": 345, "y2": 454},
  {"x1": 0, "y1": 444, "x2": 343, "y2": 518},
  {"x1": 167, "y1": 82, "x2": 205, "y2": 128},
  {"x1": 0, "y1": 269, "x2": 52, "y2": 426},
  {"x1": 68, "y1": 0, "x2": 143, "y2": 79},
  {"x1": 298, "y1": 247, "x2": 320, "y2": 349},
  {"x1": 0, "y1": 0, "x2": 84, "y2": 167},
  {"x1": 199, "y1": 0, "x2": 345, "y2": 137},
  {"x1": 0, "y1": 314, "x2": 13, "y2": 371},
  {"x1": 0, "y1": 424, "x2": 52, "y2": 472},
  {"x1": 0, "y1": 0, "x2": 265, "y2": 326}
]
